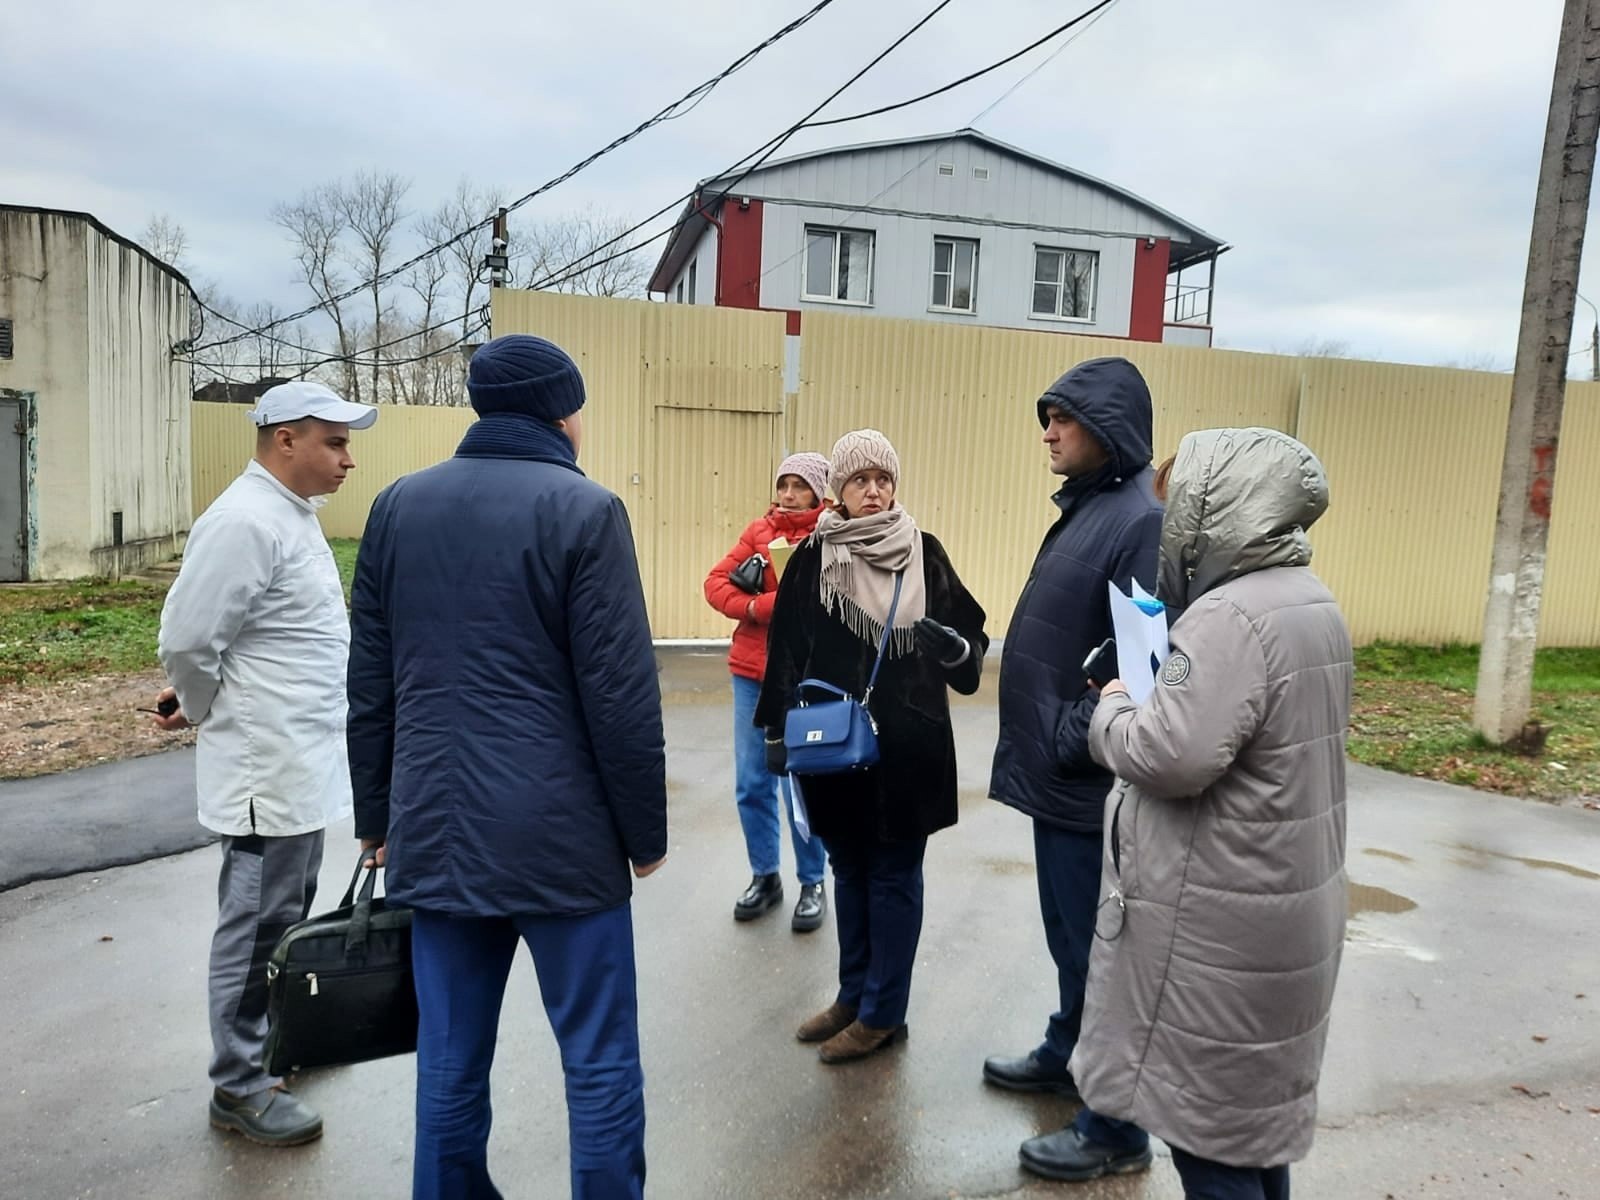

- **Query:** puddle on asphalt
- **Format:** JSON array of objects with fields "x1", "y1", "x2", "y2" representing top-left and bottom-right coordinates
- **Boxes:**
[
  {"x1": 1347, "y1": 882, "x2": 1418, "y2": 917},
  {"x1": 1447, "y1": 843, "x2": 1600, "y2": 881},
  {"x1": 1362, "y1": 848, "x2": 1413, "y2": 864}
]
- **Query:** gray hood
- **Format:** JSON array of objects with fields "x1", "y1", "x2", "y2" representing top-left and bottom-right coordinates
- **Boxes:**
[{"x1": 1157, "y1": 428, "x2": 1330, "y2": 610}]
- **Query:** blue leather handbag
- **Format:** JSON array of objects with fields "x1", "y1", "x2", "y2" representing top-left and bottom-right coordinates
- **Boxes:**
[{"x1": 782, "y1": 572, "x2": 903, "y2": 776}]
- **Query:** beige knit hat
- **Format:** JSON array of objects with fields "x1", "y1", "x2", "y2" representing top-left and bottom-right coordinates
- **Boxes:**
[
  {"x1": 828, "y1": 429, "x2": 900, "y2": 498},
  {"x1": 775, "y1": 451, "x2": 830, "y2": 503}
]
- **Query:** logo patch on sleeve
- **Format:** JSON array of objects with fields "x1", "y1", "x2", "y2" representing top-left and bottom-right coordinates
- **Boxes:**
[{"x1": 1161, "y1": 653, "x2": 1191, "y2": 686}]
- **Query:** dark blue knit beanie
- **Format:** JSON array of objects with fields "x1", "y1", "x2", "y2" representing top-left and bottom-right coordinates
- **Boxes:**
[{"x1": 467, "y1": 334, "x2": 586, "y2": 420}]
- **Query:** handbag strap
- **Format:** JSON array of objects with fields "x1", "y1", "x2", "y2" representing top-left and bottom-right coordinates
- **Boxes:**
[
  {"x1": 341, "y1": 851, "x2": 382, "y2": 959},
  {"x1": 860, "y1": 571, "x2": 905, "y2": 707}
]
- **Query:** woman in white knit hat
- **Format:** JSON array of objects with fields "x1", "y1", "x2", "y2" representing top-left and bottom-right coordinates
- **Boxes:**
[
  {"x1": 755, "y1": 429, "x2": 988, "y2": 1063},
  {"x1": 704, "y1": 452, "x2": 833, "y2": 932}
]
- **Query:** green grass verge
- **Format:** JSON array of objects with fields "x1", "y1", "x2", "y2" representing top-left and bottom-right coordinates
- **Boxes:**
[
  {"x1": 0, "y1": 538, "x2": 364, "y2": 687},
  {"x1": 1349, "y1": 643, "x2": 1600, "y2": 800},
  {"x1": 2, "y1": 568, "x2": 1596, "y2": 802}
]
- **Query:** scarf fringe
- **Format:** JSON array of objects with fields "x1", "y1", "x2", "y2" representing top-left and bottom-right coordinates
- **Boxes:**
[{"x1": 825, "y1": 592, "x2": 918, "y2": 659}]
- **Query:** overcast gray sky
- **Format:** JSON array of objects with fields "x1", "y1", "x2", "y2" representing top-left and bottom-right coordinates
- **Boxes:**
[{"x1": 0, "y1": 0, "x2": 1582, "y2": 367}]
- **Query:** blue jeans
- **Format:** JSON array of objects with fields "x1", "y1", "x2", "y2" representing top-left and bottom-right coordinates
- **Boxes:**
[
  {"x1": 732, "y1": 674, "x2": 826, "y2": 883},
  {"x1": 411, "y1": 905, "x2": 645, "y2": 1200},
  {"x1": 828, "y1": 835, "x2": 927, "y2": 1028},
  {"x1": 1170, "y1": 1146, "x2": 1290, "y2": 1200}
]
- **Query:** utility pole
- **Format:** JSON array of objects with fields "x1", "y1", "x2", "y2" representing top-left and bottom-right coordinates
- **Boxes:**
[
  {"x1": 485, "y1": 207, "x2": 509, "y2": 290},
  {"x1": 1474, "y1": 0, "x2": 1600, "y2": 746},
  {"x1": 482, "y1": 206, "x2": 510, "y2": 339}
]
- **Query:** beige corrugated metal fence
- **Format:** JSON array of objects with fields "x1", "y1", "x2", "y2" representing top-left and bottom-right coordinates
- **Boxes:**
[{"x1": 189, "y1": 290, "x2": 1600, "y2": 646}]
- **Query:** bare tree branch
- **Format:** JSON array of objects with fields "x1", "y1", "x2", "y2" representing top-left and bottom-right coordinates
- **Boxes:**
[
  {"x1": 334, "y1": 171, "x2": 411, "y2": 404},
  {"x1": 141, "y1": 215, "x2": 189, "y2": 271},
  {"x1": 522, "y1": 207, "x2": 651, "y2": 297},
  {"x1": 272, "y1": 188, "x2": 359, "y2": 400}
]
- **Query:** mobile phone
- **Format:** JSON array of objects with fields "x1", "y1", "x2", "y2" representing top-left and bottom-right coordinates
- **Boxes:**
[{"x1": 1082, "y1": 638, "x2": 1117, "y2": 688}]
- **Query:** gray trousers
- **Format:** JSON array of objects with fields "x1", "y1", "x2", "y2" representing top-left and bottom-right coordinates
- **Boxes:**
[{"x1": 208, "y1": 830, "x2": 324, "y2": 1094}]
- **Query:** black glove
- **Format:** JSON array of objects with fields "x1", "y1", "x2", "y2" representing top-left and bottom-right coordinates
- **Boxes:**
[
  {"x1": 765, "y1": 736, "x2": 788, "y2": 776},
  {"x1": 914, "y1": 617, "x2": 969, "y2": 667}
]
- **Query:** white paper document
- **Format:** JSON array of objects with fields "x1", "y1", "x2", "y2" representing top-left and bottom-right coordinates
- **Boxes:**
[
  {"x1": 787, "y1": 774, "x2": 812, "y2": 842},
  {"x1": 1107, "y1": 581, "x2": 1170, "y2": 704}
]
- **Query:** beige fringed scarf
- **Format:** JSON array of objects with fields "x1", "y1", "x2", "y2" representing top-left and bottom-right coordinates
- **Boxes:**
[{"x1": 815, "y1": 505, "x2": 926, "y2": 655}]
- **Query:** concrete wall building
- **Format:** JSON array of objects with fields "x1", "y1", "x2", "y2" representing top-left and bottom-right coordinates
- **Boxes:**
[
  {"x1": 648, "y1": 129, "x2": 1227, "y2": 350},
  {"x1": 0, "y1": 205, "x2": 192, "y2": 580}
]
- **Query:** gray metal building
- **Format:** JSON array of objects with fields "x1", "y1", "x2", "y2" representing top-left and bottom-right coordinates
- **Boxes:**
[
  {"x1": 0, "y1": 206, "x2": 192, "y2": 581},
  {"x1": 649, "y1": 129, "x2": 1226, "y2": 348}
]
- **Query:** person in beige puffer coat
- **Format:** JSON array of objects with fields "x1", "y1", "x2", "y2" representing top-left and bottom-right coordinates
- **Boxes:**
[{"x1": 1060, "y1": 428, "x2": 1353, "y2": 1198}]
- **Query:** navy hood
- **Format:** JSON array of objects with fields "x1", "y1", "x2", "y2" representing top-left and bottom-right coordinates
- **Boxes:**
[{"x1": 1036, "y1": 356, "x2": 1155, "y2": 480}]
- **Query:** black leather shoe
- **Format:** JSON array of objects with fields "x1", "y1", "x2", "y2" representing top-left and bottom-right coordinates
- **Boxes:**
[
  {"x1": 1019, "y1": 1127, "x2": 1152, "y2": 1182},
  {"x1": 734, "y1": 873, "x2": 783, "y2": 921},
  {"x1": 791, "y1": 882, "x2": 826, "y2": 932},
  {"x1": 210, "y1": 1086, "x2": 323, "y2": 1147},
  {"x1": 982, "y1": 1050, "x2": 1079, "y2": 1097}
]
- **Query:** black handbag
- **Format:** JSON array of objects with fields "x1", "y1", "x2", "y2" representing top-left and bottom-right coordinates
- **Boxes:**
[
  {"x1": 263, "y1": 854, "x2": 418, "y2": 1075},
  {"x1": 782, "y1": 572, "x2": 903, "y2": 775},
  {"x1": 730, "y1": 552, "x2": 766, "y2": 594}
]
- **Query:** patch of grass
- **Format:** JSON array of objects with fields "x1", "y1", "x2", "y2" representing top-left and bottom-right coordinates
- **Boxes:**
[
  {"x1": 0, "y1": 540, "x2": 364, "y2": 688},
  {"x1": 330, "y1": 538, "x2": 360, "y2": 600},
  {"x1": 0, "y1": 580, "x2": 167, "y2": 686},
  {"x1": 1350, "y1": 643, "x2": 1600, "y2": 800}
]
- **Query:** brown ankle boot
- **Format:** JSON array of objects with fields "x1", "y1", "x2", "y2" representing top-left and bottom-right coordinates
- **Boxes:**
[
  {"x1": 817, "y1": 1019, "x2": 907, "y2": 1064},
  {"x1": 796, "y1": 1002, "x2": 857, "y2": 1044}
]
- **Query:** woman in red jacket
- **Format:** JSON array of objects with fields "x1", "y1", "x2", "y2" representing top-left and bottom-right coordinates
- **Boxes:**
[{"x1": 704, "y1": 452, "x2": 831, "y2": 931}]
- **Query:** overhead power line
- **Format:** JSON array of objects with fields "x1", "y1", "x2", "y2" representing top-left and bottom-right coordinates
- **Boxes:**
[
  {"x1": 753, "y1": 0, "x2": 1123, "y2": 287},
  {"x1": 532, "y1": 0, "x2": 1117, "y2": 295},
  {"x1": 806, "y1": 0, "x2": 1117, "y2": 129},
  {"x1": 528, "y1": 0, "x2": 960, "y2": 294},
  {"x1": 181, "y1": 0, "x2": 841, "y2": 356}
]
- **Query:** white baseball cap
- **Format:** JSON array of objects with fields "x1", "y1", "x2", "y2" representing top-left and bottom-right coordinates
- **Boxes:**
[{"x1": 248, "y1": 381, "x2": 378, "y2": 430}]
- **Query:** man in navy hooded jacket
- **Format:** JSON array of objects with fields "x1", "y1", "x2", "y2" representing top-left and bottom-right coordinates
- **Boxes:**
[
  {"x1": 347, "y1": 334, "x2": 667, "y2": 1200},
  {"x1": 985, "y1": 357, "x2": 1163, "y2": 1183}
]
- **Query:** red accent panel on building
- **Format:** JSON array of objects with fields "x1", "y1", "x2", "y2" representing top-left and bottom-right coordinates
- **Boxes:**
[
  {"x1": 1128, "y1": 237, "x2": 1170, "y2": 342},
  {"x1": 752, "y1": 307, "x2": 800, "y2": 336},
  {"x1": 717, "y1": 199, "x2": 764, "y2": 309}
]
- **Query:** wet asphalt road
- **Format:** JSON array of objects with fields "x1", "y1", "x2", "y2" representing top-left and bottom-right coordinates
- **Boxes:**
[{"x1": 1, "y1": 649, "x2": 1598, "y2": 1198}]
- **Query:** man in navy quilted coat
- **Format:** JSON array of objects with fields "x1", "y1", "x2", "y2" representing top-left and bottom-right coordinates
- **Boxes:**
[
  {"x1": 983, "y1": 357, "x2": 1164, "y2": 1181},
  {"x1": 348, "y1": 334, "x2": 667, "y2": 1200}
]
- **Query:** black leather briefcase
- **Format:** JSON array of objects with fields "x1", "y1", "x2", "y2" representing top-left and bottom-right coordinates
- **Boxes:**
[{"x1": 263, "y1": 854, "x2": 417, "y2": 1075}]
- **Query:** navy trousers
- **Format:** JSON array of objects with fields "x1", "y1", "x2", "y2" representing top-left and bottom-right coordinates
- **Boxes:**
[
  {"x1": 1170, "y1": 1146, "x2": 1291, "y2": 1200},
  {"x1": 828, "y1": 835, "x2": 927, "y2": 1029},
  {"x1": 1032, "y1": 820, "x2": 1104, "y2": 1069},
  {"x1": 410, "y1": 904, "x2": 645, "y2": 1200},
  {"x1": 1038, "y1": 819, "x2": 1148, "y2": 1150}
]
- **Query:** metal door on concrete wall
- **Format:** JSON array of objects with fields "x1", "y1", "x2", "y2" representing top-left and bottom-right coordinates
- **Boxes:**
[{"x1": 0, "y1": 395, "x2": 25, "y2": 581}]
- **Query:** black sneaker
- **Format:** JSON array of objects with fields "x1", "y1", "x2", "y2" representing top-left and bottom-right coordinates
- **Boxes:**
[
  {"x1": 791, "y1": 882, "x2": 826, "y2": 932},
  {"x1": 734, "y1": 873, "x2": 783, "y2": 921}
]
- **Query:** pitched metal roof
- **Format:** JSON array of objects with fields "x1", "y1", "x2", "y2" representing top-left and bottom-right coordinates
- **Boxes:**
[{"x1": 648, "y1": 128, "x2": 1227, "y2": 292}]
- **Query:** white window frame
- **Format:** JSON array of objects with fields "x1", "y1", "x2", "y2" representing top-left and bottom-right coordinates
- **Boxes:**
[
  {"x1": 1029, "y1": 246, "x2": 1099, "y2": 324},
  {"x1": 929, "y1": 236, "x2": 979, "y2": 315},
  {"x1": 801, "y1": 225, "x2": 875, "y2": 306}
]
